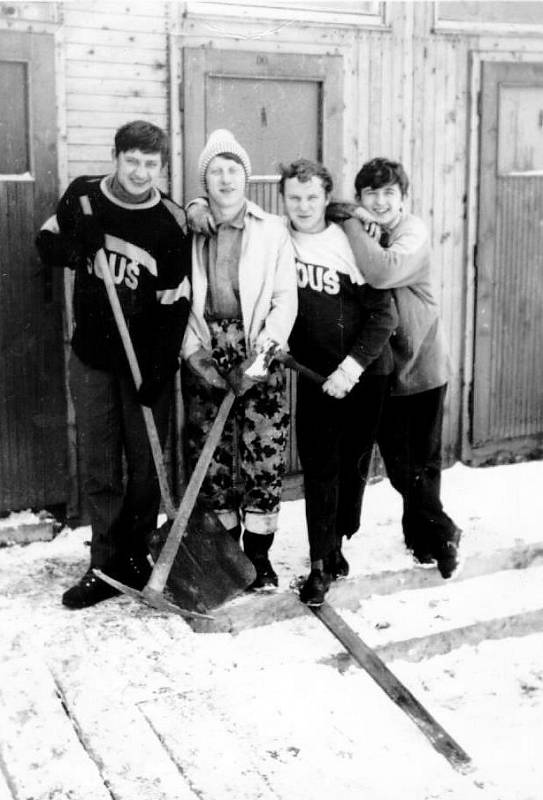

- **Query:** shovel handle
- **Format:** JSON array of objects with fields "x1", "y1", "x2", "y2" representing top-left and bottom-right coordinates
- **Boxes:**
[
  {"x1": 278, "y1": 353, "x2": 325, "y2": 385},
  {"x1": 79, "y1": 195, "x2": 176, "y2": 520},
  {"x1": 146, "y1": 389, "x2": 236, "y2": 593}
]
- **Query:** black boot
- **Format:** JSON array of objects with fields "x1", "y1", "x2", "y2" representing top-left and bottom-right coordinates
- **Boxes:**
[
  {"x1": 62, "y1": 568, "x2": 119, "y2": 609},
  {"x1": 243, "y1": 531, "x2": 278, "y2": 590},
  {"x1": 121, "y1": 553, "x2": 153, "y2": 590},
  {"x1": 299, "y1": 568, "x2": 331, "y2": 607},
  {"x1": 324, "y1": 538, "x2": 350, "y2": 580}
]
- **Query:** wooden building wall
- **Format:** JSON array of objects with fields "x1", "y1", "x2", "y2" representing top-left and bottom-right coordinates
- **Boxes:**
[{"x1": 3, "y1": 0, "x2": 543, "y2": 510}]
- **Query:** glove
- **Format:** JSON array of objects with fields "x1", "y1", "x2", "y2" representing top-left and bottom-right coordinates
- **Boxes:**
[
  {"x1": 322, "y1": 365, "x2": 358, "y2": 399},
  {"x1": 35, "y1": 229, "x2": 78, "y2": 268},
  {"x1": 74, "y1": 213, "x2": 105, "y2": 256},
  {"x1": 225, "y1": 364, "x2": 257, "y2": 396},
  {"x1": 186, "y1": 348, "x2": 228, "y2": 390},
  {"x1": 227, "y1": 341, "x2": 280, "y2": 396},
  {"x1": 325, "y1": 202, "x2": 359, "y2": 223},
  {"x1": 186, "y1": 200, "x2": 216, "y2": 237}
]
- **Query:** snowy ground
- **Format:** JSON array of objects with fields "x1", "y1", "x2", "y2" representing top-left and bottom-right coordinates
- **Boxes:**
[{"x1": 1, "y1": 460, "x2": 543, "y2": 800}]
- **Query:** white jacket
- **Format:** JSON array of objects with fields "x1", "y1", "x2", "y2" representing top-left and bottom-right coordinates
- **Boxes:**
[{"x1": 182, "y1": 200, "x2": 297, "y2": 358}]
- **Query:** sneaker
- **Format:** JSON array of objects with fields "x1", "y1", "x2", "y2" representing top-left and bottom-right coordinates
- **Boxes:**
[
  {"x1": 248, "y1": 557, "x2": 278, "y2": 591},
  {"x1": 122, "y1": 554, "x2": 152, "y2": 590},
  {"x1": 324, "y1": 547, "x2": 350, "y2": 579},
  {"x1": 436, "y1": 528, "x2": 462, "y2": 579},
  {"x1": 62, "y1": 569, "x2": 119, "y2": 609},
  {"x1": 299, "y1": 569, "x2": 331, "y2": 607}
]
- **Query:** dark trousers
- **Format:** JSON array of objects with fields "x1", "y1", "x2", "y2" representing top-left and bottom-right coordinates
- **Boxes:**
[
  {"x1": 296, "y1": 373, "x2": 389, "y2": 563},
  {"x1": 360, "y1": 383, "x2": 457, "y2": 553},
  {"x1": 69, "y1": 352, "x2": 171, "y2": 569}
]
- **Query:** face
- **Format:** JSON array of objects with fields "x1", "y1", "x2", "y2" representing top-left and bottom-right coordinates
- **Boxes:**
[
  {"x1": 282, "y1": 176, "x2": 328, "y2": 234},
  {"x1": 114, "y1": 149, "x2": 163, "y2": 196},
  {"x1": 358, "y1": 181, "x2": 403, "y2": 227},
  {"x1": 205, "y1": 156, "x2": 246, "y2": 213}
]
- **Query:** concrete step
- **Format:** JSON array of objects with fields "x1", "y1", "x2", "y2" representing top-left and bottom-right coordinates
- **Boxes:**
[
  {"x1": 335, "y1": 564, "x2": 543, "y2": 663},
  {"x1": 188, "y1": 541, "x2": 543, "y2": 634}
]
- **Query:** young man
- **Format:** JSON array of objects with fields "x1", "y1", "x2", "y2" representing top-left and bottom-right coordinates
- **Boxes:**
[
  {"x1": 332, "y1": 157, "x2": 461, "y2": 578},
  {"x1": 35, "y1": 120, "x2": 191, "y2": 609},
  {"x1": 182, "y1": 129, "x2": 297, "y2": 590},
  {"x1": 281, "y1": 160, "x2": 397, "y2": 606}
]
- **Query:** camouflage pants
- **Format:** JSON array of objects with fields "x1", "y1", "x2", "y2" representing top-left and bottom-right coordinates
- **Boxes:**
[{"x1": 184, "y1": 319, "x2": 289, "y2": 533}]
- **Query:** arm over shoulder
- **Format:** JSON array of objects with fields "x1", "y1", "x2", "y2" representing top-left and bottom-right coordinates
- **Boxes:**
[{"x1": 343, "y1": 214, "x2": 430, "y2": 289}]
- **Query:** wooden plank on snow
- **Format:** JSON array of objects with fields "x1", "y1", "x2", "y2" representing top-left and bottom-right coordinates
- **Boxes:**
[
  {"x1": 0, "y1": 657, "x2": 111, "y2": 800},
  {"x1": 51, "y1": 674, "x2": 199, "y2": 800}
]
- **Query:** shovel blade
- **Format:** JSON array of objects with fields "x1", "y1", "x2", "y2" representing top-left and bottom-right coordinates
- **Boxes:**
[
  {"x1": 148, "y1": 502, "x2": 256, "y2": 613},
  {"x1": 93, "y1": 569, "x2": 213, "y2": 620}
]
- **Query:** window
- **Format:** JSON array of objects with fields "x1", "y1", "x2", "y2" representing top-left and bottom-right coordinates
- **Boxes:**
[
  {"x1": 435, "y1": 2, "x2": 543, "y2": 33},
  {"x1": 0, "y1": 61, "x2": 30, "y2": 174}
]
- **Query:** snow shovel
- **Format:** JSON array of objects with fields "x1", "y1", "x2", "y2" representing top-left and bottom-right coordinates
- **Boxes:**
[
  {"x1": 280, "y1": 352, "x2": 472, "y2": 773},
  {"x1": 79, "y1": 197, "x2": 256, "y2": 617}
]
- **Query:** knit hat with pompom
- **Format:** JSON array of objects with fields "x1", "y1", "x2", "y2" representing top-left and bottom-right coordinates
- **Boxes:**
[{"x1": 198, "y1": 129, "x2": 252, "y2": 189}]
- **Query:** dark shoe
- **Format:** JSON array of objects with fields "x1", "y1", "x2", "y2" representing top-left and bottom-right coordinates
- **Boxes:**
[
  {"x1": 122, "y1": 554, "x2": 152, "y2": 590},
  {"x1": 412, "y1": 549, "x2": 436, "y2": 568},
  {"x1": 435, "y1": 527, "x2": 462, "y2": 579},
  {"x1": 248, "y1": 556, "x2": 278, "y2": 590},
  {"x1": 324, "y1": 547, "x2": 350, "y2": 579},
  {"x1": 62, "y1": 569, "x2": 119, "y2": 609},
  {"x1": 299, "y1": 569, "x2": 331, "y2": 607}
]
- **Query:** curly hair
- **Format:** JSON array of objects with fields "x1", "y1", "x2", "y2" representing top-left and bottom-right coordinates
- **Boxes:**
[
  {"x1": 278, "y1": 159, "x2": 333, "y2": 195},
  {"x1": 354, "y1": 158, "x2": 409, "y2": 198}
]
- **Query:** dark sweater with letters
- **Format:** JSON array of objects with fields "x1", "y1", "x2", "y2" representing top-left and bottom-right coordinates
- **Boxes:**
[
  {"x1": 37, "y1": 174, "x2": 191, "y2": 386},
  {"x1": 288, "y1": 223, "x2": 396, "y2": 377}
]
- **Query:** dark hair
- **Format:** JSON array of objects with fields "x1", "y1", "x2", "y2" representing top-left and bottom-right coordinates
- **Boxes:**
[
  {"x1": 114, "y1": 120, "x2": 169, "y2": 165},
  {"x1": 278, "y1": 159, "x2": 333, "y2": 195},
  {"x1": 354, "y1": 158, "x2": 409, "y2": 198}
]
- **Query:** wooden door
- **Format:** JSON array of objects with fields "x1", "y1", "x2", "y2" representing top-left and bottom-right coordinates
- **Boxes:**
[
  {"x1": 0, "y1": 31, "x2": 67, "y2": 512},
  {"x1": 182, "y1": 47, "x2": 343, "y2": 491},
  {"x1": 472, "y1": 61, "x2": 543, "y2": 462}
]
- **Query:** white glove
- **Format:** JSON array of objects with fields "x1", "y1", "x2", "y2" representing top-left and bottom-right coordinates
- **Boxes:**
[{"x1": 322, "y1": 357, "x2": 363, "y2": 399}]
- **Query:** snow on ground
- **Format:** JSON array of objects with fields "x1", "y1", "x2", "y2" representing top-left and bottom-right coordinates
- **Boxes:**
[{"x1": 1, "y1": 460, "x2": 543, "y2": 800}]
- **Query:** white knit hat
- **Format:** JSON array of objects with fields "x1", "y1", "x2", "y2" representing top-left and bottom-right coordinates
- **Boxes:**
[{"x1": 198, "y1": 129, "x2": 252, "y2": 189}]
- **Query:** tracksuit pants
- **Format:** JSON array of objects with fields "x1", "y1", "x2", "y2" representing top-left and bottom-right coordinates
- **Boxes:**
[
  {"x1": 296, "y1": 373, "x2": 389, "y2": 562},
  {"x1": 69, "y1": 351, "x2": 171, "y2": 570}
]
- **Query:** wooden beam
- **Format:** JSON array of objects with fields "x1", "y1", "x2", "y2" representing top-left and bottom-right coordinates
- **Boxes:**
[{"x1": 312, "y1": 602, "x2": 472, "y2": 773}]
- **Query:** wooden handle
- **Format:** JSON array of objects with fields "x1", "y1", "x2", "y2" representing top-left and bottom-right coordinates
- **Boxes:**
[
  {"x1": 146, "y1": 390, "x2": 236, "y2": 593},
  {"x1": 279, "y1": 353, "x2": 325, "y2": 385},
  {"x1": 79, "y1": 195, "x2": 176, "y2": 519}
]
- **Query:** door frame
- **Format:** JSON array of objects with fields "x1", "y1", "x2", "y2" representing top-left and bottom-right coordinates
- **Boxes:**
[
  {"x1": 181, "y1": 47, "x2": 343, "y2": 202},
  {"x1": 462, "y1": 48, "x2": 543, "y2": 465}
]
